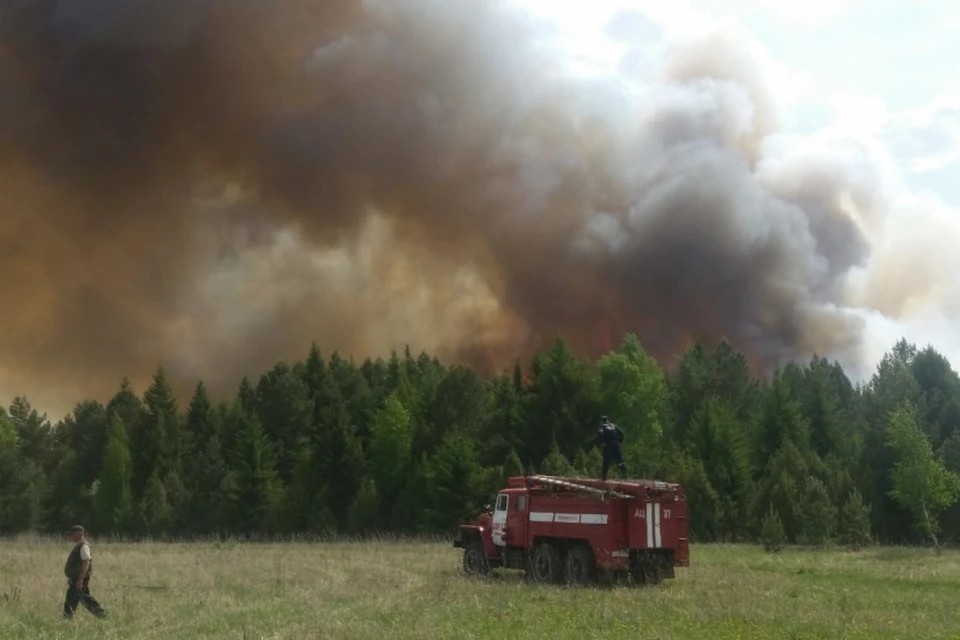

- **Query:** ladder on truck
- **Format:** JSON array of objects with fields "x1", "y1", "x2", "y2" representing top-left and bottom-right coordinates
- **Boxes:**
[{"x1": 525, "y1": 474, "x2": 633, "y2": 499}]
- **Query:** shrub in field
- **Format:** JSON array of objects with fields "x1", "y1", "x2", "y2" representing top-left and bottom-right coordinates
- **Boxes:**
[
  {"x1": 800, "y1": 477, "x2": 836, "y2": 546},
  {"x1": 838, "y1": 490, "x2": 873, "y2": 549},
  {"x1": 761, "y1": 507, "x2": 785, "y2": 552}
]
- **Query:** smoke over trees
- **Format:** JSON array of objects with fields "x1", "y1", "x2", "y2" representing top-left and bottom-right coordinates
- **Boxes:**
[{"x1": 2, "y1": 0, "x2": 958, "y2": 414}]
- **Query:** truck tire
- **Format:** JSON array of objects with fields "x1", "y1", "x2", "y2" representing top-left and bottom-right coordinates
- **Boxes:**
[
  {"x1": 646, "y1": 561, "x2": 664, "y2": 586},
  {"x1": 657, "y1": 553, "x2": 674, "y2": 580},
  {"x1": 649, "y1": 552, "x2": 670, "y2": 585},
  {"x1": 630, "y1": 559, "x2": 662, "y2": 587},
  {"x1": 565, "y1": 544, "x2": 598, "y2": 586},
  {"x1": 462, "y1": 539, "x2": 490, "y2": 577},
  {"x1": 529, "y1": 542, "x2": 563, "y2": 584}
]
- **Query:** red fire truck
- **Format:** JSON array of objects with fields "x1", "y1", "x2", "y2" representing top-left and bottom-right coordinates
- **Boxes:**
[{"x1": 453, "y1": 475, "x2": 689, "y2": 586}]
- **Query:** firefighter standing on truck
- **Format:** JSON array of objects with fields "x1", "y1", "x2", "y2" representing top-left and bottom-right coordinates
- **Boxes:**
[
  {"x1": 63, "y1": 524, "x2": 107, "y2": 620},
  {"x1": 596, "y1": 415, "x2": 627, "y2": 481}
]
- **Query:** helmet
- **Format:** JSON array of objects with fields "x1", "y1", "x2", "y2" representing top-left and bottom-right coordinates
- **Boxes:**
[{"x1": 599, "y1": 415, "x2": 608, "y2": 422}]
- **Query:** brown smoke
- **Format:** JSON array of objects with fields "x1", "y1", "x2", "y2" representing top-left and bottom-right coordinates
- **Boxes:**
[{"x1": 0, "y1": 0, "x2": 916, "y2": 414}]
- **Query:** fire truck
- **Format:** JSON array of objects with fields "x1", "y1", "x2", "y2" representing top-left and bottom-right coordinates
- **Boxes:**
[{"x1": 453, "y1": 475, "x2": 689, "y2": 586}]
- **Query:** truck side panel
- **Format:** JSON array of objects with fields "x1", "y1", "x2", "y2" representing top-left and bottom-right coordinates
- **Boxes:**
[
  {"x1": 526, "y1": 494, "x2": 631, "y2": 570},
  {"x1": 628, "y1": 499, "x2": 652, "y2": 549},
  {"x1": 626, "y1": 495, "x2": 689, "y2": 566}
]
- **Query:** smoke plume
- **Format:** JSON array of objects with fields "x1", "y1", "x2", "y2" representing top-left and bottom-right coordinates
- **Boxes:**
[{"x1": 0, "y1": 0, "x2": 956, "y2": 414}]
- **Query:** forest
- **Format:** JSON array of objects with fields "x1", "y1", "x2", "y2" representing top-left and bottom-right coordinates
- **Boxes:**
[{"x1": 2, "y1": 333, "x2": 960, "y2": 548}]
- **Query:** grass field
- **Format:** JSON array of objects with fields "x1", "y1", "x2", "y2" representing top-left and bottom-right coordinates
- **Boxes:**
[{"x1": 2, "y1": 537, "x2": 959, "y2": 639}]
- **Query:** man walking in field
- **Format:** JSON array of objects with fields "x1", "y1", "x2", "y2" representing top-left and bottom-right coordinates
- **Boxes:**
[
  {"x1": 596, "y1": 415, "x2": 627, "y2": 481},
  {"x1": 63, "y1": 525, "x2": 107, "y2": 620}
]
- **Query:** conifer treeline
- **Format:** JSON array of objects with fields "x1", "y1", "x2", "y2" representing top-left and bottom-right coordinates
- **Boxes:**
[{"x1": 2, "y1": 334, "x2": 960, "y2": 546}]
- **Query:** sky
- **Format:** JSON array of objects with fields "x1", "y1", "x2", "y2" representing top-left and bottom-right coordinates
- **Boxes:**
[{"x1": 513, "y1": 0, "x2": 960, "y2": 206}]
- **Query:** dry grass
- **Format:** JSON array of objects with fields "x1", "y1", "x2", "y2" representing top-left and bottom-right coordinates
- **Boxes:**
[{"x1": 2, "y1": 537, "x2": 959, "y2": 639}]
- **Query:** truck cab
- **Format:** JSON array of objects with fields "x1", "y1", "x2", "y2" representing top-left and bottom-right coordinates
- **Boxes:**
[
  {"x1": 454, "y1": 488, "x2": 531, "y2": 575},
  {"x1": 491, "y1": 488, "x2": 529, "y2": 549}
]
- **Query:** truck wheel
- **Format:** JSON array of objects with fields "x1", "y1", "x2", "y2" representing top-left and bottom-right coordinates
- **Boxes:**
[
  {"x1": 530, "y1": 542, "x2": 563, "y2": 584},
  {"x1": 657, "y1": 553, "x2": 675, "y2": 580},
  {"x1": 630, "y1": 558, "x2": 663, "y2": 586},
  {"x1": 462, "y1": 539, "x2": 490, "y2": 577},
  {"x1": 641, "y1": 559, "x2": 663, "y2": 586},
  {"x1": 565, "y1": 544, "x2": 598, "y2": 586}
]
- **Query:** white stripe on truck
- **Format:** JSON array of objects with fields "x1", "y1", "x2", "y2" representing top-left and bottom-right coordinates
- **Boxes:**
[
  {"x1": 654, "y1": 502, "x2": 662, "y2": 547},
  {"x1": 646, "y1": 503, "x2": 653, "y2": 547},
  {"x1": 529, "y1": 512, "x2": 609, "y2": 524},
  {"x1": 581, "y1": 514, "x2": 608, "y2": 524},
  {"x1": 645, "y1": 503, "x2": 663, "y2": 548}
]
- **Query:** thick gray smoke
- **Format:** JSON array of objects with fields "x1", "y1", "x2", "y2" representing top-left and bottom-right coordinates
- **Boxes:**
[{"x1": 0, "y1": 0, "x2": 954, "y2": 414}]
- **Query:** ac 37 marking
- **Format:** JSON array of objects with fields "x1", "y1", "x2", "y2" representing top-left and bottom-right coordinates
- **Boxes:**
[{"x1": 635, "y1": 506, "x2": 671, "y2": 519}]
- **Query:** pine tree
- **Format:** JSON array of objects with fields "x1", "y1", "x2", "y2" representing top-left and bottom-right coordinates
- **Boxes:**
[
  {"x1": 689, "y1": 397, "x2": 753, "y2": 539},
  {"x1": 482, "y1": 374, "x2": 526, "y2": 465},
  {"x1": 756, "y1": 373, "x2": 812, "y2": 470},
  {"x1": 282, "y1": 437, "x2": 337, "y2": 533},
  {"x1": 348, "y1": 478, "x2": 380, "y2": 534},
  {"x1": 223, "y1": 402, "x2": 284, "y2": 534},
  {"x1": 661, "y1": 449, "x2": 722, "y2": 541},
  {"x1": 138, "y1": 368, "x2": 184, "y2": 500},
  {"x1": 0, "y1": 409, "x2": 27, "y2": 532},
  {"x1": 525, "y1": 337, "x2": 600, "y2": 462},
  {"x1": 368, "y1": 391, "x2": 413, "y2": 515},
  {"x1": 8, "y1": 396, "x2": 55, "y2": 474},
  {"x1": 427, "y1": 431, "x2": 486, "y2": 530},
  {"x1": 184, "y1": 435, "x2": 229, "y2": 534},
  {"x1": 838, "y1": 490, "x2": 872, "y2": 549},
  {"x1": 162, "y1": 470, "x2": 189, "y2": 530},
  {"x1": 139, "y1": 471, "x2": 171, "y2": 535},
  {"x1": 254, "y1": 362, "x2": 314, "y2": 483},
  {"x1": 572, "y1": 448, "x2": 602, "y2": 479},
  {"x1": 761, "y1": 508, "x2": 785, "y2": 552},
  {"x1": 95, "y1": 415, "x2": 133, "y2": 534},
  {"x1": 799, "y1": 477, "x2": 836, "y2": 546},
  {"x1": 756, "y1": 441, "x2": 810, "y2": 542},
  {"x1": 44, "y1": 451, "x2": 90, "y2": 532},
  {"x1": 299, "y1": 346, "x2": 365, "y2": 528},
  {"x1": 313, "y1": 405, "x2": 364, "y2": 529},
  {"x1": 501, "y1": 449, "x2": 525, "y2": 482},
  {"x1": 185, "y1": 382, "x2": 216, "y2": 455},
  {"x1": 66, "y1": 400, "x2": 110, "y2": 488},
  {"x1": 539, "y1": 441, "x2": 575, "y2": 476},
  {"x1": 237, "y1": 377, "x2": 257, "y2": 415}
]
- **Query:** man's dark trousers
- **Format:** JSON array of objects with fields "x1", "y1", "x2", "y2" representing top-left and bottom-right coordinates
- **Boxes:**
[
  {"x1": 63, "y1": 576, "x2": 105, "y2": 619},
  {"x1": 602, "y1": 445, "x2": 627, "y2": 481}
]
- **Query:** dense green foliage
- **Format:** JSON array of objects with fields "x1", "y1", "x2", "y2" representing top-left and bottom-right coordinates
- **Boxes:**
[{"x1": 3, "y1": 333, "x2": 960, "y2": 546}]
